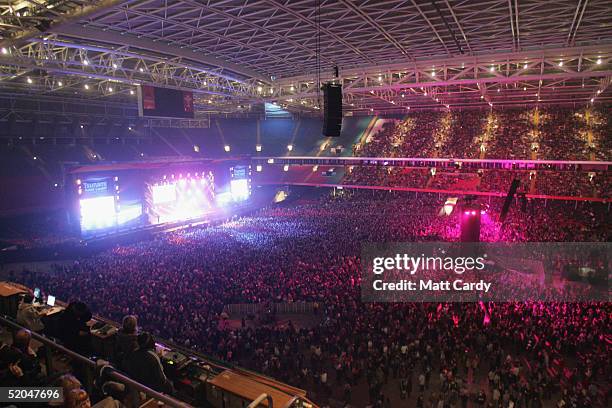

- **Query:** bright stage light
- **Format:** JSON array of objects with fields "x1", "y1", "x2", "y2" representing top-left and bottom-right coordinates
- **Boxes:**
[
  {"x1": 80, "y1": 196, "x2": 116, "y2": 230},
  {"x1": 224, "y1": 145, "x2": 231, "y2": 152},
  {"x1": 152, "y1": 183, "x2": 176, "y2": 204},
  {"x1": 216, "y1": 192, "x2": 232, "y2": 206},
  {"x1": 117, "y1": 205, "x2": 142, "y2": 224},
  {"x1": 230, "y1": 179, "x2": 250, "y2": 201}
]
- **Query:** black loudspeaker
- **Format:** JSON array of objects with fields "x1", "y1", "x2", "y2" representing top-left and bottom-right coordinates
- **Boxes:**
[
  {"x1": 323, "y1": 83, "x2": 342, "y2": 137},
  {"x1": 460, "y1": 209, "x2": 481, "y2": 243},
  {"x1": 498, "y1": 179, "x2": 520, "y2": 223}
]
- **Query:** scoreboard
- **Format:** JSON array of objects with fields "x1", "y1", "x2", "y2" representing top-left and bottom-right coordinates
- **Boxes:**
[{"x1": 138, "y1": 85, "x2": 195, "y2": 119}]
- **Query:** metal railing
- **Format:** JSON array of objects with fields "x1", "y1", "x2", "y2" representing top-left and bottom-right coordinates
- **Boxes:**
[{"x1": 0, "y1": 315, "x2": 191, "y2": 408}]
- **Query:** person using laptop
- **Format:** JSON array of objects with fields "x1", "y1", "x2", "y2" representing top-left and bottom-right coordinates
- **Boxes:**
[{"x1": 16, "y1": 293, "x2": 44, "y2": 332}]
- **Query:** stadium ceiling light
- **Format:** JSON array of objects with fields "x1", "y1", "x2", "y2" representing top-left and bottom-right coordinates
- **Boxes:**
[
  {"x1": 596, "y1": 90, "x2": 601, "y2": 94},
  {"x1": 590, "y1": 98, "x2": 594, "y2": 102},
  {"x1": 431, "y1": 71, "x2": 436, "y2": 77},
  {"x1": 287, "y1": 144, "x2": 293, "y2": 151},
  {"x1": 424, "y1": 92, "x2": 427, "y2": 96},
  {"x1": 130, "y1": 89, "x2": 135, "y2": 95},
  {"x1": 203, "y1": 81, "x2": 207, "y2": 86},
  {"x1": 596, "y1": 58, "x2": 602, "y2": 65},
  {"x1": 80, "y1": 124, "x2": 84, "y2": 129},
  {"x1": 523, "y1": 86, "x2": 527, "y2": 91},
  {"x1": 57, "y1": 81, "x2": 62, "y2": 87},
  {"x1": 139, "y1": 67, "x2": 144, "y2": 72},
  {"x1": 256, "y1": 165, "x2": 262, "y2": 172},
  {"x1": 83, "y1": 59, "x2": 89, "y2": 65},
  {"x1": 112, "y1": 63, "x2": 117, "y2": 69},
  {"x1": 128, "y1": 126, "x2": 132, "y2": 131},
  {"x1": 290, "y1": 85, "x2": 295, "y2": 91},
  {"x1": 1, "y1": 47, "x2": 8, "y2": 54},
  {"x1": 558, "y1": 61, "x2": 564, "y2": 67},
  {"x1": 224, "y1": 145, "x2": 230, "y2": 152},
  {"x1": 497, "y1": 88, "x2": 500, "y2": 92},
  {"x1": 84, "y1": 84, "x2": 89, "y2": 90},
  {"x1": 480, "y1": 95, "x2": 484, "y2": 99},
  {"x1": 401, "y1": 93, "x2": 405, "y2": 98},
  {"x1": 256, "y1": 144, "x2": 262, "y2": 152},
  {"x1": 26, "y1": 77, "x2": 32, "y2": 84},
  {"x1": 490, "y1": 66, "x2": 495, "y2": 72},
  {"x1": 33, "y1": 156, "x2": 37, "y2": 160},
  {"x1": 257, "y1": 86, "x2": 263, "y2": 93},
  {"x1": 523, "y1": 63, "x2": 528, "y2": 69},
  {"x1": 108, "y1": 87, "x2": 113, "y2": 92},
  {"x1": 370, "y1": 108, "x2": 374, "y2": 112}
]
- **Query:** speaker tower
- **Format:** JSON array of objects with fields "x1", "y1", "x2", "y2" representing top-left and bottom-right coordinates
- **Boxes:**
[{"x1": 322, "y1": 83, "x2": 342, "y2": 137}]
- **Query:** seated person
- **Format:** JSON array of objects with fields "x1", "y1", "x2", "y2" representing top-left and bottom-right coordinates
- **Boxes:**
[
  {"x1": 114, "y1": 315, "x2": 139, "y2": 370},
  {"x1": 124, "y1": 332, "x2": 173, "y2": 394},
  {"x1": 58, "y1": 301, "x2": 92, "y2": 354},
  {"x1": 0, "y1": 329, "x2": 42, "y2": 386},
  {"x1": 16, "y1": 293, "x2": 45, "y2": 332},
  {"x1": 50, "y1": 374, "x2": 83, "y2": 407},
  {"x1": 65, "y1": 388, "x2": 91, "y2": 408}
]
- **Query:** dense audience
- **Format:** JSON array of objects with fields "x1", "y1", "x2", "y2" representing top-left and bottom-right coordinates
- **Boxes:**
[
  {"x1": 345, "y1": 107, "x2": 610, "y2": 198},
  {"x1": 9, "y1": 191, "x2": 611, "y2": 407},
  {"x1": 1, "y1": 106, "x2": 609, "y2": 407}
]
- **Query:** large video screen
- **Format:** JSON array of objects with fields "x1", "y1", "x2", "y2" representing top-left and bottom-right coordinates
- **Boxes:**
[
  {"x1": 230, "y1": 179, "x2": 250, "y2": 201},
  {"x1": 138, "y1": 85, "x2": 194, "y2": 119},
  {"x1": 146, "y1": 173, "x2": 215, "y2": 224},
  {"x1": 77, "y1": 175, "x2": 143, "y2": 234},
  {"x1": 79, "y1": 196, "x2": 116, "y2": 231}
]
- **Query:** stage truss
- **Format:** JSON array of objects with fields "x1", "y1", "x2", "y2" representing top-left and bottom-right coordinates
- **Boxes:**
[{"x1": 0, "y1": 0, "x2": 610, "y2": 114}]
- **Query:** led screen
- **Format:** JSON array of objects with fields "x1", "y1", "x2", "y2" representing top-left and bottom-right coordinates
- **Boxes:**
[
  {"x1": 230, "y1": 179, "x2": 250, "y2": 201},
  {"x1": 80, "y1": 196, "x2": 116, "y2": 231},
  {"x1": 151, "y1": 183, "x2": 177, "y2": 204}
]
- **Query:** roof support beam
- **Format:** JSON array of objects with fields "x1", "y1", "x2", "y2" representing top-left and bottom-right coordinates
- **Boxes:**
[
  {"x1": 0, "y1": 0, "x2": 129, "y2": 47},
  {"x1": 411, "y1": 0, "x2": 451, "y2": 56},
  {"x1": 338, "y1": 0, "x2": 413, "y2": 60},
  {"x1": 50, "y1": 24, "x2": 270, "y2": 83}
]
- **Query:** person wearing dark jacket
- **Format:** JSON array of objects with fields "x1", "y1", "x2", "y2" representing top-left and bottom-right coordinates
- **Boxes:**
[
  {"x1": 114, "y1": 315, "x2": 138, "y2": 370},
  {"x1": 124, "y1": 332, "x2": 173, "y2": 394},
  {"x1": 0, "y1": 329, "x2": 42, "y2": 386},
  {"x1": 58, "y1": 301, "x2": 92, "y2": 355}
]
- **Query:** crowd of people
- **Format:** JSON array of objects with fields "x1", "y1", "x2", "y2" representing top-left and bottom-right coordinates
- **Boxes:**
[
  {"x1": 8, "y1": 190, "x2": 610, "y2": 407},
  {"x1": 345, "y1": 107, "x2": 610, "y2": 198}
]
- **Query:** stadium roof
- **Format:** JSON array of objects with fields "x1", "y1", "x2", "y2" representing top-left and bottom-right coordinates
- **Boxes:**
[{"x1": 1, "y1": 0, "x2": 611, "y2": 114}]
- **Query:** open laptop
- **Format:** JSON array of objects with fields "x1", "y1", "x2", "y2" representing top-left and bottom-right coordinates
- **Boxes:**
[{"x1": 46, "y1": 295, "x2": 56, "y2": 307}]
